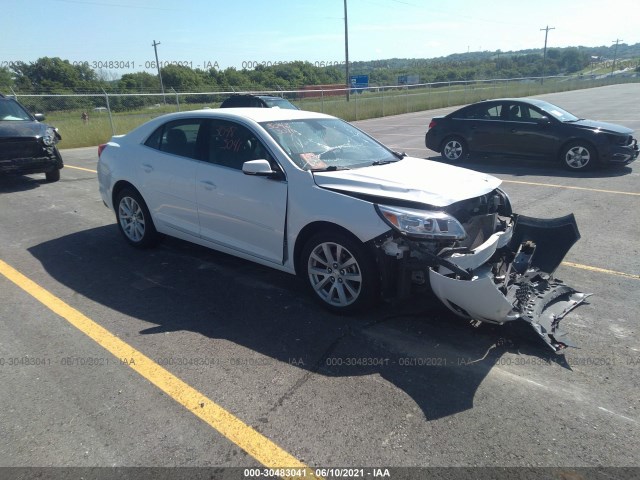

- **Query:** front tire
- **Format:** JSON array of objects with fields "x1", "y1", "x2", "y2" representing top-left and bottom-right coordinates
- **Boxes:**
[
  {"x1": 45, "y1": 168, "x2": 60, "y2": 182},
  {"x1": 115, "y1": 188, "x2": 159, "y2": 248},
  {"x1": 301, "y1": 231, "x2": 378, "y2": 313},
  {"x1": 441, "y1": 136, "x2": 467, "y2": 162},
  {"x1": 560, "y1": 141, "x2": 596, "y2": 171}
]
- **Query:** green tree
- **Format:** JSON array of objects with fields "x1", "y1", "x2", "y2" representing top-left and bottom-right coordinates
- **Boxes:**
[
  {"x1": 10, "y1": 57, "x2": 99, "y2": 92},
  {"x1": 118, "y1": 71, "x2": 159, "y2": 92},
  {"x1": 0, "y1": 67, "x2": 13, "y2": 90}
]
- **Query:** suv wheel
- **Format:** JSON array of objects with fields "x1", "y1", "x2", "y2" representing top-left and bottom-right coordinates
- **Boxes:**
[{"x1": 45, "y1": 168, "x2": 60, "y2": 182}]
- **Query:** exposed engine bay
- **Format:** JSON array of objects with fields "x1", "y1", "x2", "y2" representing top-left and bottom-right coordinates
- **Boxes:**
[{"x1": 373, "y1": 188, "x2": 591, "y2": 352}]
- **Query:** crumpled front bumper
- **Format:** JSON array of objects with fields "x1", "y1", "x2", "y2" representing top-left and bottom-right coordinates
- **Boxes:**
[
  {"x1": 606, "y1": 138, "x2": 639, "y2": 165},
  {"x1": 429, "y1": 214, "x2": 591, "y2": 352},
  {"x1": 0, "y1": 147, "x2": 63, "y2": 175}
]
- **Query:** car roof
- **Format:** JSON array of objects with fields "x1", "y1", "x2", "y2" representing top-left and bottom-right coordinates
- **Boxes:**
[
  {"x1": 159, "y1": 107, "x2": 332, "y2": 123},
  {"x1": 121, "y1": 107, "x2": 335, "y2": 141},
  {"x1": 473, "y1": 98, "x2": 550, "y2": 106}
]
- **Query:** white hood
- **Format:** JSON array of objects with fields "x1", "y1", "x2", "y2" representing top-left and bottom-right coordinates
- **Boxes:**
[{"x1": 313, "y1": 157, "x2": 502, "y2": 207}]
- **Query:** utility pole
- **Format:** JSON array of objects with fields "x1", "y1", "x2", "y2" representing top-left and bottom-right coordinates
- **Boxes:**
[
  {"x1": 344, "y1": 0, "x2": 350, "y2": 102},
  {"x1": 540, "y1": 25, "x2": 555, "y2": 84},
  {"x1": 611, "y1": 39, "x2": 622, "y2": 77},
  {"x1": 152, "y1": 40, "x2": 166, "y2": 104}
]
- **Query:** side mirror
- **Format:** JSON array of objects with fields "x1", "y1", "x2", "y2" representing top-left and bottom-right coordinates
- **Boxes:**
[
  {"x1": 34, "y1": 113, "x2": 46, "y2": 122},
  {"x1": 242, "y1": 159, "x2": 275, "y2": 176},
  {"x1": 538, "y1": 116, "x2": 551, "y2": 124}
]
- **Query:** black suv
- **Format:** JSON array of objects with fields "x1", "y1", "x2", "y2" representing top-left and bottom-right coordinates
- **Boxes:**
[
  {"x1": 0, "y1": 94, "x2": 63, "y2": 182},
  {"x1": 219, "y1": 94, "x2": 298, "y2": 110}
]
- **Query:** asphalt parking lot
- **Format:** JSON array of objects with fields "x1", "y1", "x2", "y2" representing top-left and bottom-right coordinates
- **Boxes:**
[{"x1": 0, "y1": 84, "x2": 638, "y2": 479}]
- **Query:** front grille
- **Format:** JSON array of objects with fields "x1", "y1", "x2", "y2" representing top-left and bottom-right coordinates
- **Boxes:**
[{"x1": 0, "y1": 139, "x2": 43, "y2": 161}]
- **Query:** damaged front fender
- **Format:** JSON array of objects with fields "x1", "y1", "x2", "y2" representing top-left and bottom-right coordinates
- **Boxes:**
[{"x1": 429, "y1": 214, "x2": 591, "y2": 352}]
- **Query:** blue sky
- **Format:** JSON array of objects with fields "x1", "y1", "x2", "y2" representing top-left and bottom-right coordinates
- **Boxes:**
[{"x1": 3, "y1": 0, "x2": 638, "y2": 75}]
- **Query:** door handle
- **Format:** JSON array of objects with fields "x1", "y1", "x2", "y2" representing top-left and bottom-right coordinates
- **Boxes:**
[
  {"x1": 200, "y1": 180, "x2": 217, "y2": 190},
  {"x1": 142, "y1": 163, "x2": 153, "y2": 173}
]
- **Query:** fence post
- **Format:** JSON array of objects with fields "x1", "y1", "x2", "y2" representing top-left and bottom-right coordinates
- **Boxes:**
[
  {"x1": 355, "y1": 89, "x2": 358, "y2": 120},
  {"x1": 102, "y1": 89, "x2": 115, "y2": 136},
  {"x1": 382, "y1": 87, "x2": 385, "y2": 117},
  {"x1": 405, "y1": 87, "x2": 409, "y2": 114},
  {"x1": 321, "y1": 89, "x2": 324, "y2": 113},
  {"x1": 172, "y1": 87, "x2": 180, "y2": 111}
]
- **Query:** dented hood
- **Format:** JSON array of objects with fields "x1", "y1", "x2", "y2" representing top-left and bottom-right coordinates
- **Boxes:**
[{"x1": 312, "y1": 157, "x2": 501, "y2": 207}]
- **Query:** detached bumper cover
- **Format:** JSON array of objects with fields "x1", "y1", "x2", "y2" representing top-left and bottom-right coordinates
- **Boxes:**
[{"x1": 429, "y1": 214, "x2": 591, "y2": 352}]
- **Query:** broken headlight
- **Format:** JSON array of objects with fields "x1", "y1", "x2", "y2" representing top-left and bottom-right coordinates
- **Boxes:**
[
  {"x1": 376, "y1": 205, "x2": 466, "y2": 240},
  {"x1": 42, "y1": 127, "x2": 59, "y2": 146}
]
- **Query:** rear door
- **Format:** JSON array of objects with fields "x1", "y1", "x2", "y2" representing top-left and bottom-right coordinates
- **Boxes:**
[
  {"x1": 451, "y1": 102, "x2": 506, "y2": 153},
  {"x1": 137, "y1": 119, "x2": 205, "y2": 236}
]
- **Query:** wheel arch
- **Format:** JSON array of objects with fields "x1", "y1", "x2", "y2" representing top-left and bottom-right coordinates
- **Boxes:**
[
  {"x1": 439, "y1": 133, "x2": 467, "y2": 152},
  {"x1": 293, "y1": 221, "x2": 373, "y2": 276},
  {"x1": 557, "y1": 137, "x2": 599, "y2": 163},
  {"x1": 112, "y1": 180, "x2": 141, "y2": 212}
]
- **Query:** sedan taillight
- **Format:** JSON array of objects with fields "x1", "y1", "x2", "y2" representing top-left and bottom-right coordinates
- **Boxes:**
[
  {"x1": 98, "y1": 144, "x2": 107, "y2": 157},
  {"x1": 428, "y1": 120, "x2": 437, "y2": 129}
]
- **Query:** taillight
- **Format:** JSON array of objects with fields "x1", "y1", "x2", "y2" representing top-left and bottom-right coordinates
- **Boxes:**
[
  {"x1": 428, "y1": 120, "x2": 437, "y2": 129},
  {"x1": 98, "y1": 144, "x2": 107, "y2": 157}
]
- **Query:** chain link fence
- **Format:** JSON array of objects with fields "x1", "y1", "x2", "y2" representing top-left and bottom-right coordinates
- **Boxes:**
[{"x1": 5, "y1": 73, "x2": 638, "y2": 148}]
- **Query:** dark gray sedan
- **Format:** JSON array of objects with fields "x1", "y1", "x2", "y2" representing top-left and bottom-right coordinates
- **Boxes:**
[{"x1": 425, "y1": 98, "x2": 639, "y2": 171}]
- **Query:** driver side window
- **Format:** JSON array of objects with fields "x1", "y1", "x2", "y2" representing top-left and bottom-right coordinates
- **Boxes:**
[{"x1": 207, "y1": 120, "x2": 273, "y2": 170}]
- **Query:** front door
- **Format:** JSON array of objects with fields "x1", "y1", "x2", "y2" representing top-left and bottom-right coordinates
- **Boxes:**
[{"x1": 195, "y1": 119, "x2": 288, "y2": 264}]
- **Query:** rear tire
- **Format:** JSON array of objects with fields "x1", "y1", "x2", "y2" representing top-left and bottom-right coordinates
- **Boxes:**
[
  {"x1": 441, "y1": 136, "x2": 468, "y2": 162},
  {"x1": 115, "y1": 188, "x2": 159, "y2": 248}
]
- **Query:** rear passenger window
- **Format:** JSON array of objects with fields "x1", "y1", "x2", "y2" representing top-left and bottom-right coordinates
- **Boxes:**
[
  {"x1": 144, "y1": 119, "x2": 205, "y2": 160},
  {"x1": 455, "y1": 104, "x2": 501, "y2": 120},
  {"x1": 485, "y1": 105, "x2": 501, "y2": 119}
]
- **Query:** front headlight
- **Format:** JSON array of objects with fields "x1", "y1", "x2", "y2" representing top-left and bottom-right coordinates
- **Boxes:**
[
  {"x1": 376, "y1": 204, "x2": 467, "y2": 240},
  {"x1": 42, "y1": 127, "x2": 58, "y2": 146}
]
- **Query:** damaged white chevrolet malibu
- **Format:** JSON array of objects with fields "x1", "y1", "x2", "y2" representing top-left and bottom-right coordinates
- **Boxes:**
[{"x1": 98, "y1": 108, "x2": 589, "y2": 352}]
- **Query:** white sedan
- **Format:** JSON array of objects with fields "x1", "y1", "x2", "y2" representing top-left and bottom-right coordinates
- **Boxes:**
[{"x1": 98, "y1": 108, "x2": 589, "y2": 352}]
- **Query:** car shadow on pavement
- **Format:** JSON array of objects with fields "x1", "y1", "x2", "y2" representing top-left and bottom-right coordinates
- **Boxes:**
[
  {"x1": 29, "y1": 225, "x2": 570, "y2": 421},
  {"x1": 0, "y1": 175, "x2": 43, "y2": 193},
  {"x1": 425, "y1": 155, "x2": 634, "y2": 179}
]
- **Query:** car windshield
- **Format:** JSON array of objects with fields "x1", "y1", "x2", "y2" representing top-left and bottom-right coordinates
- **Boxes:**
[
  {"x1": 261, "y1": 97, "x2": 298, "y2": 110},
  {"x1": 260, "y1": 118, "x2": 398, "y2": 171},
  {"x1": 538, "y1": 101, "x2": 580, "y2": 122},
  {"x1": 0, "y1": 99, "x2": 33, "y2": 121}
]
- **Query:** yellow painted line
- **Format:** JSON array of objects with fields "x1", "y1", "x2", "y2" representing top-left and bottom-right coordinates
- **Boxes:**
[
  {"x1": 561, "y1": 261, "x2": 640, "y2": 280},
  {"x1": 501, "y1": 179, "x2": 640, "y2": 197},
  {"x1": 65, "y1": 165, "x2": 97, "y2": 173},
  {"x1": 0, "y1": 258, "x2": 319, "y2": 479}
]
